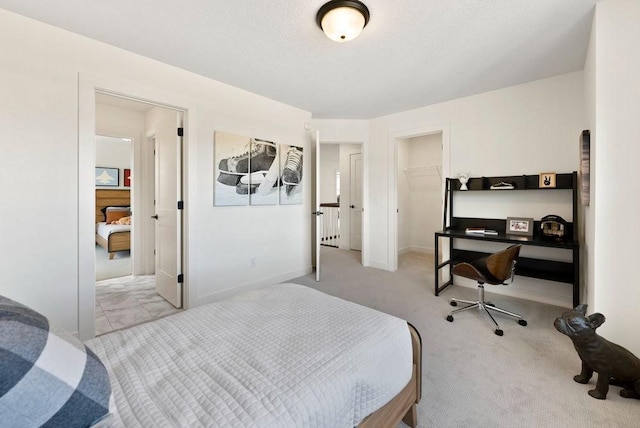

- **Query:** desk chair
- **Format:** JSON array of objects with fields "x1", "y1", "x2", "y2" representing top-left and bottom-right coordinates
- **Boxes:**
[{"x1": 445, "y1": 244, "x2": 527, "y2": 336}]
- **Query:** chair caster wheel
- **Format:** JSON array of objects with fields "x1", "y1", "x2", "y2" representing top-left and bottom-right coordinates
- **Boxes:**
[
  {"x1": 495, "y1": 329, "x2": 504, "y2": 336},
  {"x1": 446, "y1": 315, "x2": 454, "y2": 322},
  {"x1": 450, "y1": 301, "x2": 458, "y2": 307},
  {"x1": 518, "y1": 319, "x2": 527, "y2": 326}
]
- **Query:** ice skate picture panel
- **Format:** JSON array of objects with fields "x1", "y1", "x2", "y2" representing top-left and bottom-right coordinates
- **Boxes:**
[
  {"x1": 248, "y1": 138, "x2": 279, "y2": 206},
  {"x1": 214, "y1": 131, "x2": 250, "y2": 206},
  {"x1": 279, "y1": 145, "x2": 303, "y2": 205}
]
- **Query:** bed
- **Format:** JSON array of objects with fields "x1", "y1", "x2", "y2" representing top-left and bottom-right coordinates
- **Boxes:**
[
  {"x1": 1, "y1": 283, "x2": 422, "y2": 428},
  {"x1": 95, "y1": 189, "x2": 131, "y2": 259}
]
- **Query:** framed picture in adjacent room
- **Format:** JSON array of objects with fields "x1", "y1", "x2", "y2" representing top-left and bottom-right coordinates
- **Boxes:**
[
  {"x1": 95, "y1": 167, "x2": 119, "y2": 187},
  {"x1": 123, "y1": 168, "x2": 131, "y2": 187}
]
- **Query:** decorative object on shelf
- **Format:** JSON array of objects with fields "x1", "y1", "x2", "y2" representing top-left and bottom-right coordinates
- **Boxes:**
[
  {"x1": 506, "y1": 217, "x2": 534, "y2": 236},
  {"x1": 95, "y1": 167, "x2": 119, "y2": 187},
  {"x1": 489, "y1": 181, "x2": 514, "y2": 190},
  {"x1": 539, "y1": 172, "x2": 556, "y2": 188},
  {"x1": 580, "y1": 130, "x2": 591, "y2": 206},
  {"x1": 540, "y1": 215, "x2": 567, "y2": 240},
  {"x1": 123, "y1": 168, "x2": 131, "y2": 187},
  {"x1": 554, "y1": 305, "x2": 640, "y2": 400},
  {"x1": 464, "y1": 227, "x2": 497, "y2": 235},
  {"x1": 316, "y1": 0, "x2": 370, "y2": 43},
  {"x1": 457, "y1": 173, "x2": 470, "y2": 190}
]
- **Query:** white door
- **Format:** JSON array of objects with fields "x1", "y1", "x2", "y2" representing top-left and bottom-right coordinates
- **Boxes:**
[
  {"x1": 349, "y1": 153, "x2": 363, "y2": 251},
  {"x1": 153, "y1": 112, "x2": 183, "y2": 307},
  {"x1": 314, "y1": 130, "x2": 322, "y2": 281}
]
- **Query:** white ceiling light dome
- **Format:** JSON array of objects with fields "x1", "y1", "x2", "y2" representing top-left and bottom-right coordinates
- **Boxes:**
[{"x1": 316, "y1": 0, "x2": 370, "y2": 43}]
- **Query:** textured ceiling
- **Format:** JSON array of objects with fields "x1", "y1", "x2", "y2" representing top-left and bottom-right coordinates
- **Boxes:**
[{"x1": 0, "y1": 0, "x2": 596, "y2": 119}]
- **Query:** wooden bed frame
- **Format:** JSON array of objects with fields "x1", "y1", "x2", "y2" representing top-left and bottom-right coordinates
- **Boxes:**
[
  {"x1": 95, "y1": 189, "x2": 131, "y2": 259},
  {"x1": 359, "y1": 323, "x2": 422, "y2": 427}
]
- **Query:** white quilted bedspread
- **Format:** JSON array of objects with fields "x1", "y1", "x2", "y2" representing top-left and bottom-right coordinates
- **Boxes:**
[{"x1": 86, "y1": 283, "x2": 413, "y2": 428}]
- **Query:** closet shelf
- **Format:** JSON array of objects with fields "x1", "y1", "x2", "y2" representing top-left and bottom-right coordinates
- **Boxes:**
[{"x1": 403, "y1": 165, "x2": 441, "y2": 178}]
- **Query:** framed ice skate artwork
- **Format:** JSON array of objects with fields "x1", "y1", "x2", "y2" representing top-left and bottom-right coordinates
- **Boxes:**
[
  {"x1": 279, "y1": 145, "x2": 304, "y2": 205},
  {"x1": 213, "y1": 131, "x2": 250, "y2": 206},
  {"x1": 248, "y1": 138, "x2": 279, "y2": 206}
]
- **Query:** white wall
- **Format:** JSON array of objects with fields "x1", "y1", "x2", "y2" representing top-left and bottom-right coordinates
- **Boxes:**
[
  {"x1": 95, "y1": 137, "x2": 132, "y2": 186},
  {"x1": 589, "y1": 0, "x2": 640, "y2": 356},
  {"x1": 0, "y1": 9, "x2": 312, "y2": 336}
]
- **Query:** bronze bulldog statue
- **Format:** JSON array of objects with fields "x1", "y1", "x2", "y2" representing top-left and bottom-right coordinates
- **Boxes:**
[{"x1": 554, "y1": 304, "x2": 640, "y2": 399}]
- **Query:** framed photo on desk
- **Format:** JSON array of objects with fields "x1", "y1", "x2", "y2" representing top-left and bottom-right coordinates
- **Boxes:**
[{"x1": 506, "y1": 217, "x2": 534, "y2": 236}]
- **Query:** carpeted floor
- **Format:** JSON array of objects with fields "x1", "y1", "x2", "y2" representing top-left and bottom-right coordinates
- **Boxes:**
[
  {"x1": 291, "y1": 247, "x2": 640, "y2": 428},
  {"x1": 95, "y1": 244, "x2": 131, "y2": 281}
]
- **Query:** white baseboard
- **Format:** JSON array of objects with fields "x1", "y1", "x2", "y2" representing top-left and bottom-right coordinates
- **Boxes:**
[
  {"x1": 398, "y1": 246, "x2": 434, "y2": 256},
  {"x1": 368, "y1": 259, "x2": 388, "y2": 270},
  {"x1": 409, "y1": 246, "x2": 434, "y2": 254},
  {"x1": 454, "y1": 276, "x2": 573, "y2": 308}
]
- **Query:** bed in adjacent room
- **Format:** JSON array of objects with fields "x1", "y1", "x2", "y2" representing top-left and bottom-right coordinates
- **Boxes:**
[
  {"x1": 1, "y1": 283, "x2": 422, "y2": 428},
  {"x1": 95, "y1": 189, "x2": 131, "y2": 259}
]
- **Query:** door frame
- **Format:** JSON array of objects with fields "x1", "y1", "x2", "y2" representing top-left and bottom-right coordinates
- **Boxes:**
[
  {"x1": 387, "y1": 124, "x2": 450, "y2": 272},
  {"x1": 78, "y1": 73, "x2": 196, "y2": 340}
]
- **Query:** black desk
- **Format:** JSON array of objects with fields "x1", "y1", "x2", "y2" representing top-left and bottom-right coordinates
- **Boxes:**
[{"x1": 434, "y1": 228, "x2": 580, "y2": 306}]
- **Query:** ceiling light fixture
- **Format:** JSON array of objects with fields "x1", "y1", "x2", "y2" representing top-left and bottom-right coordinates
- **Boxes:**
[{"x1": 316, "y1": 0, "x2": 370, "y2": 43}]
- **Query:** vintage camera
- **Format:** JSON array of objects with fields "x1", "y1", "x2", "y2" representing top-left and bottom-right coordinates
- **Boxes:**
[{"x1": 540, "y1": 215, "x2": 567, "y2": 240}]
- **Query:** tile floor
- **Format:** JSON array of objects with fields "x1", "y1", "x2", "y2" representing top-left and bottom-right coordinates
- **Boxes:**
[{"x1": 95, "y1": 275, "x2": 181, "y2": 336}]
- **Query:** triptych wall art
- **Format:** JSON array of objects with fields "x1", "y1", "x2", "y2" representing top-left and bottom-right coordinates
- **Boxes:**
[{"x1": 214, "y1": 131, "x2": 303, "y2": 206}]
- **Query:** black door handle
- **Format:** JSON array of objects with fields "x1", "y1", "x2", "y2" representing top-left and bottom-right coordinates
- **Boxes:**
[{"x1": 151, "y1": 215, "x2": 158, "y2": 219}]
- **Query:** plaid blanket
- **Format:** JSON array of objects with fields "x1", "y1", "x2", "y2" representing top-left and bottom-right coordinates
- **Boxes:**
[{"x1": 0, "y1": 295, "x2": 112, "y2": 427}]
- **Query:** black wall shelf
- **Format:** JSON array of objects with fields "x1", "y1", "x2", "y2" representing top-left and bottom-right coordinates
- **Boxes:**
[
  {"x1": 435, "y1": 172, "x2": 580, "y2": 306},
  {"x1": 450, "y1": 172, "x2": 575, "y2": 191}
]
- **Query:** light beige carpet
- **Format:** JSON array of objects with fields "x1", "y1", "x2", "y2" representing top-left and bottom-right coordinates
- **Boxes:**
[
  {"x1": 292, "y1": 247, "x2": 639, "y2": 428},
  {"x1": 95, "y1": 244, "x2": 131, "y2": 281}
]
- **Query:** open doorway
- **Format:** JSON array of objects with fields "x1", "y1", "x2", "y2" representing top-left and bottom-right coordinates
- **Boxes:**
[
  {"x1": 396, "y1": 133, "x2": 443, "y2": 275},
  {"x1": 387, "y1": 124, "x2": 450, "y2": 273},
  {"x1": 95, "y1": 135, "x2": 132, "y2": 281},
  {"x1": 318, "y1": 142, "x2": 363, "y2": 261},
  {"x1": 93, "y1": 93, "x2": 182, "y2": 335}
]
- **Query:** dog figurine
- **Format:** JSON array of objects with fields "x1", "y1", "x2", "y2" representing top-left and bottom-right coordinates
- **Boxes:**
[{"x1": 554, "y1": 304, "x2": 640, "y2": 399}]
